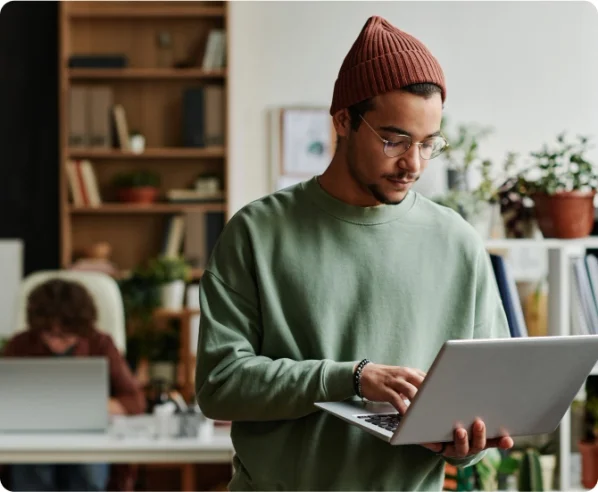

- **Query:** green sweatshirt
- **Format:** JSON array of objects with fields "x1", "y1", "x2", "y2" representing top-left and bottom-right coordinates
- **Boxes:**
[{"x1": 196, "y1": 177, "x2": 510, "y2": 491}]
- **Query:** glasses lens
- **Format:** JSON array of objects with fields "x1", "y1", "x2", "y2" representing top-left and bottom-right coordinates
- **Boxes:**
[
  {"x1": 421, "y1": 137, "x2": 448, "y2": 160},
  {"x1": 384, "y1": 137, "x2": 411, "y2": 158}
]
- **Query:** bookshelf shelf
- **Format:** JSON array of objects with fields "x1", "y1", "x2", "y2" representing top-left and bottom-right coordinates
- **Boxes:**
[
  {"x1": 67, "y1": 6, "x2": 225, "y2": 19},
  {"x1": 68, "y1": 68, "x2": 227, "y2": 80},
  {"x1": 68, "y1": 147, "x2": 226, "y2": 160},
  {"x1": 70, "y1": 203, "x2": 226, "y2": 215},
  {"x1": 486, "y1": 238, "x2": 598, "y2": 249}
]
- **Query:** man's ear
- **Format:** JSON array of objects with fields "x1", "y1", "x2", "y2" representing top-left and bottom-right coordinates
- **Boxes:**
[{"x1": 332, "y1": 109, "x2": 351, "y2": 138}]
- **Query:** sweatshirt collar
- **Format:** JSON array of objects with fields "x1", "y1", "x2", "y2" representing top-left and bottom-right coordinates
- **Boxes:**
[{"x1": 302, "y1": 176, "x2": 416, "y2": 225}]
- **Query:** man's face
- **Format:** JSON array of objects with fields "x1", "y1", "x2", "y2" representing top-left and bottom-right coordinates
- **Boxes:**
[{"x1": 340, "y1": 90, "x2": 443, "y2": 205}]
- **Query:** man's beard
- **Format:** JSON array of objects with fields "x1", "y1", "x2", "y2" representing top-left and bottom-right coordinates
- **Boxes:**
[{"x1": 347, "y1": 146, "x2": 418, "y2": 205}]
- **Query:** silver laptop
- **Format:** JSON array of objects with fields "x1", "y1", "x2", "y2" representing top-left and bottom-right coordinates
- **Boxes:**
[
  {"x1": 315, "y1": 335, "x2": 598, "y2": 445},
  {"x1": 0, "y1": 357, "x2": 109, "y2": 433}
]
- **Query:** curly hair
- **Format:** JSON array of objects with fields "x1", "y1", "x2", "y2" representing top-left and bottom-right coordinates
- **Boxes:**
[{"x1": 26, "y1": 279, "x2": 98, "y2": 336}]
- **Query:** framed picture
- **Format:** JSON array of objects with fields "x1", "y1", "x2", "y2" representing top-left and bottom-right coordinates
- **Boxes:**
[{"x1": 269, "y1": 107, "x2": 336, "y2": 191}]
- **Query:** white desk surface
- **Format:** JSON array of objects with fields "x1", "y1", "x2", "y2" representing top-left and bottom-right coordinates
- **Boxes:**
[{"x1": 0, "y1": 427, "x2": 234, "y2": 464}]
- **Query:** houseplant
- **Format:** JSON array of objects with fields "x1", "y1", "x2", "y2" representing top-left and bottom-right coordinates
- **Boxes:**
[
  {"x1": 441, "y1": 116, "x2": 494, "y2": 192},
  {"x1": 118, "y1": 265, "x2": 183, "y2": 384},
  {"x1": 112, "y1": 170, "x2": 160, "y2": 204},
  {"x1": 578, "y1": 395, "x2": 598, "y2": 488},
  {"x1": 519, "y1": 133, "x2": 597, "y2": 238},
  {"x1": 140, "y1": 255, "x2": 192, "y2": 310}
]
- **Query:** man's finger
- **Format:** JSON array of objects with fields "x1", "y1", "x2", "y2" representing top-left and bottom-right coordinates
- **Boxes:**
[
  {"x1": 454, "y1": 427, "x2": 469, "y2": 457},
  {"x1": 387, "y1": 392, "x2": 409, "y2": 415},
  {"x1": 469, "y1": 419, "x2": 486, "y2": 454},
  {"x1": 403, "y1": 369, "x2": 425, "y2": 388},
  {"x1": 485, "y1": 436, "x2": 514, "y2": 449},
  {"x1": 389, "y1": 379, "x2": 418, "y2": 400}
]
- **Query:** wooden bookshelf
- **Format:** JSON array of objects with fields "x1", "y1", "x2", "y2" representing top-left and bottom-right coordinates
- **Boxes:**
[
  {"x1": 68, "y1": 147, "x2": 226, "y2": 159},
  {"x1": 67, "y1": 4, "x2": 225, "y2": 19},
  {"x1": 70, "y1": 203, "x2": 226, "y2": 214},
  {"x1": 68, "y1": 68, "x2": 227, "y2": 80},
  {"x1": 59, "y1": 0, "x2": 229, "y2": 274}
]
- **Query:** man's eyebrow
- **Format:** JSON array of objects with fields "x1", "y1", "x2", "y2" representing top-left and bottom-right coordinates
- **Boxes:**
[{"x1": 379, "y1": 125, "x2": 441, "y2": 139}]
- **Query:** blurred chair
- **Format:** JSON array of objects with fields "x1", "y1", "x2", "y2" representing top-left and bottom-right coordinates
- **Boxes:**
[{"x1": 13, "y1": 270, "x2": 126, "y2": 353}]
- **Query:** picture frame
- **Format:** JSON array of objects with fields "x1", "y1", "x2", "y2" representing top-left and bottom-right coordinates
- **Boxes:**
[{"x1": 269, "y1": 107, "x2": 336, "y2": 192}]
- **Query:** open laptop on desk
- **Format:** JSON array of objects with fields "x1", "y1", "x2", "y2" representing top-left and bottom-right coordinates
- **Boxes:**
[
  {"x1": 0, "y1": 358, "x2": 109, "y2": 433},
  {"x1": 316, "y1": 335, "x2": 598, "y2": 445}
]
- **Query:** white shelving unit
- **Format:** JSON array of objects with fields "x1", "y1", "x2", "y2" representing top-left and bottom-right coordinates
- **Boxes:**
[{"x1": 485, "y1": 237, "x2": 598, "y2": 491}]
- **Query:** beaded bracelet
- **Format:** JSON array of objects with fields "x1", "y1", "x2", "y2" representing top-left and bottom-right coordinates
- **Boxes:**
[{"x1": 353, "y1": 359, "x2": 371, "y2": 399}]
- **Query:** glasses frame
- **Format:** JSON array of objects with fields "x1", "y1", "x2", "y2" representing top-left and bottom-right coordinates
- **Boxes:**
[{"x1": 359, "y1": 115, "x2": 449, "y2": 160}]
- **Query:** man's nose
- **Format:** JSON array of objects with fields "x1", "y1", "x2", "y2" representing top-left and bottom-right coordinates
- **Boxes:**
[{"x1": 397, "y1": 145, "x2": 421, "y2": 174}]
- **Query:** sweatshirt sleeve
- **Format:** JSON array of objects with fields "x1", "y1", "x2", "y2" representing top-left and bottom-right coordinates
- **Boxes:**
[
  {"x1": 195, "y1": 271, "x2": 357, "y2": 421},
  {"x1": 443, "y1": 246, "x2": 510, "y2": 468}
]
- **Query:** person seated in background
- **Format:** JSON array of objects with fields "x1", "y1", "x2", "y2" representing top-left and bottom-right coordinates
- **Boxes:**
[{"x1": 2, "y1": 278, "x2": 146, "y2": 492}]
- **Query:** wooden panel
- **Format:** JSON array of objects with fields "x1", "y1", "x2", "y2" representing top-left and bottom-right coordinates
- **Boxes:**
[
  {"x1": 66, "y1": 1, "x2": 224, "y2": 19},
  {"x1": 68, "y1": 147, "x2": 225, "y2": 159},
  {"x1": 60, "y1": 4, "x2": 72, "y2": 268},
  {"x1": 68, "y1": 17, "x2": 223, "y2": 69},
  {"x1": 70, "y1": 203, "x2": 227, "y2": 214},
  {"x1": 71, "y1": 214, "x2": 167, "y2": 270},
  {"x1": 69, "y1": 68, "x2": 227, "y2": 80}
]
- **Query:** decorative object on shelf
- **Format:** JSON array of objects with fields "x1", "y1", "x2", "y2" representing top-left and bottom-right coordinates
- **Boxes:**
[
  {"x1": 68, "y1": 53, "x2": 128, "y2": 69},
  {"x1": 156, "y1": 30, "x2": 174, "y2": 68},
  {"x1": 112, "y1": 170, "x2": 160, "y2": 204},
  {"x1": 509, "y1": 133, "x2": 597, "y2": 239},
  {"x1": 195, "y1": 173, "x2": 221, "y2": 193},
  {"x1": 129, "y1": 130, "x2": 146, "y2": 154},
  {"x1": 69, "y1": 241, "x2": 119, "y2": 277}
]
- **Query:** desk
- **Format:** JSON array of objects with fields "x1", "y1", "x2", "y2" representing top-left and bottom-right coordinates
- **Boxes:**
[{"x1": 0, "y1": 427, "x2": 234, "y2": 491}]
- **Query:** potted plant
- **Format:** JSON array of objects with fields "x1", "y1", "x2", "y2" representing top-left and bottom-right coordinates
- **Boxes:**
[
  {"x1": 112, "y1": 170, "x2": 160, "y2": 204},
  {"x1": 578, "y1": 396, "x2": 598, "y2": 489},
  {"x1": 519, "y1": 133, "x2": 597, "y2": 238},
  {"x1": 0, "y1": 336, "x2": 7, "y2": 355},
  {"x1": 441, "y1": 116, "x2": 494, "y2": 192},
  {"x1": 140, "y1": 256, "x2": 192, "y2": 310}
]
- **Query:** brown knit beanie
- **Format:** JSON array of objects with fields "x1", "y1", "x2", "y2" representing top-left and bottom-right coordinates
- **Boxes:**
[{"x1": 330, "y1": 16, "x2": 446, "y2": 115}]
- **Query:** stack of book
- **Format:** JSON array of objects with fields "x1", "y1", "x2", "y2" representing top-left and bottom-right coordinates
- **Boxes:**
[
  {"x1": 490, "y1": 254, "x2": 529, "y2": 337},
  {"x1": 571, "y1": 254, "x2": 598, "y2": 335}
]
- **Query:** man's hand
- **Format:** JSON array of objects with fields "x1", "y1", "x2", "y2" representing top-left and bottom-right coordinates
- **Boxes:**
[
  {"x1": 421, "y1": 418, "x2": 514, "y2": 458},
  {"x1": 359, "y1": 363, "x2": 426, "y2": 414}
]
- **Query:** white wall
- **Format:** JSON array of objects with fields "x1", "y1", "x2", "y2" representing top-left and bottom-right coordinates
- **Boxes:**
[{"x1": 228, "y1": 1, "x2": 598, "y2": 216}]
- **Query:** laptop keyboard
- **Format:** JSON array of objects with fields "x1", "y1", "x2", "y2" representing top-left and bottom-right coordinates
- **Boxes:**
[{"x1": 357, "y1": 413, "x2": 402, "y2": 432}]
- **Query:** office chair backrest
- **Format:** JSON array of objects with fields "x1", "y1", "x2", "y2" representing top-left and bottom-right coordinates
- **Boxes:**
[{"x1": 13, "y1": 270, "x2": 126, "y2": 354}]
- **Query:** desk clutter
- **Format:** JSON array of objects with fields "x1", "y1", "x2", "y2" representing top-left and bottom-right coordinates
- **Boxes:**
[{"x1": 110, "y1": 409, "x2": 214, "y2": 441}]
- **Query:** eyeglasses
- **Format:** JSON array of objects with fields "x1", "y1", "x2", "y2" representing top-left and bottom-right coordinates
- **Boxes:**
[{"x1": 359, "y1": 115, "x2": 449, "y2": 160}]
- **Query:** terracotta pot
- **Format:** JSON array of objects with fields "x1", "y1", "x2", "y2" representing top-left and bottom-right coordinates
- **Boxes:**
[
  {"x1": 579, "y1": 440, "x2": 598, "y2": 489},
  {"x1": 117, "y1": 186, "x2": 159, "y2": 204},
  {"x1": 532, "y1": 191, "x2": 596, "y2": 238}
]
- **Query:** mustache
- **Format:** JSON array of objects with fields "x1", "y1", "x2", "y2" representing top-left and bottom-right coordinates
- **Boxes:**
[{"x1": 384, "y1": 172, "x2": 419, "y2": 181}]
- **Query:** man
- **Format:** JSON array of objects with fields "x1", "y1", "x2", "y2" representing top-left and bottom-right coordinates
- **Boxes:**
[
  {"x1": 3, "y1": 279, "x2": 146, "y2": 491},
  {"x1": 196, "y1": 15, "x2": 513, "y2": 491}
]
